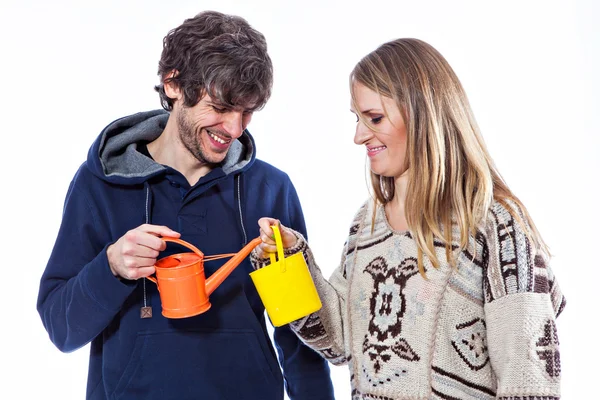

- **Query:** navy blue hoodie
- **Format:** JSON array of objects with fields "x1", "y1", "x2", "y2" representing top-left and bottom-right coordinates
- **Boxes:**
[{"x1": 37, "y1": 110, "x2": 334, "y2": 400}]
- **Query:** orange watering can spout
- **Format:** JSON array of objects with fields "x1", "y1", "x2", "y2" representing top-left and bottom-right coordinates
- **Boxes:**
[{"x1": 205, "y1": 237, "x2": 263, "y2": 296}]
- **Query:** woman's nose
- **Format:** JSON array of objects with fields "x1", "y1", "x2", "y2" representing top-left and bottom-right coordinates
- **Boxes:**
[{"x1": 354, "y1": 121, "x2": 373, "y2": 145}]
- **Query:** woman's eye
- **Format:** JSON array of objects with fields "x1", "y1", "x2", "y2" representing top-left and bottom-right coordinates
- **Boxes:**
[{"x1": 371, "y1": 116, "x2": 383, "y2": 124}]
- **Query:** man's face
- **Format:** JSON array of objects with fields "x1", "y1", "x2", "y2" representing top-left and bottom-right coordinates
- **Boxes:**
[{"x1": 175, "y1": 94, "x2": 254, "y2": 166}]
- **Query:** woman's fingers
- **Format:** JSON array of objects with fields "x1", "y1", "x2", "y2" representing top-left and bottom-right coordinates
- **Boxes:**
[
  {"x1": 257, "y1": 217, "x2": 298, "y2": 253},
  {"x1": 259, "y1": 227, "x2": 276, "y2": 244}
]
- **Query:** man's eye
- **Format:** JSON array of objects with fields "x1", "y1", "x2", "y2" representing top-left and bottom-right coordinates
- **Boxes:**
[{"x1": 212, "y1": 106, "x2": 227, "y2": 113}]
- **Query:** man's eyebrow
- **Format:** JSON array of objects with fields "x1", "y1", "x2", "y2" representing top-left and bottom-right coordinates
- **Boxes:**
[
  {"x1": 236, "y1": 102, "x2": 259, "y2": 113},
  {"x1": 208, "y1": 100, "x2": 227, "y2": 107},
  {"x1": 206, "y1": 95, "x2": 259, "y2": 112}
]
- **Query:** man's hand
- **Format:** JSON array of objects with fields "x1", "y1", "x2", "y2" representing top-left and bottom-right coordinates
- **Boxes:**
[
  {"x1": 107, "y1": 224, "x2": 180, "y2": 280},
  {"x1": 256, "y1": 217, "x2": 298, "y2": 258}
]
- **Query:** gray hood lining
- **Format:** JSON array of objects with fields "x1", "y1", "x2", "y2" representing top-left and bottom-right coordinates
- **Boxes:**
[{"x1": 98, "y1": 111, "x2": 254, "y2": 180}]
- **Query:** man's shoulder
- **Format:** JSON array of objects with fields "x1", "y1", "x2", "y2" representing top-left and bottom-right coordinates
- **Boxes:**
[
  {"x1": 246, "y1": 158, "x2": 292, "y2": 182},
  {"x1": 72, "y1": 160, "x2": 98, "y2": 184},
  {"x1": 68, "y1": 160, "x2": 111, "y2": 196}
]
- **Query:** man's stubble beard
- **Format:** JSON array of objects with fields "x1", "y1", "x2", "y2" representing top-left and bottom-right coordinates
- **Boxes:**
[{"x1": 176, "y1": 106, "x2": 211, "y2": 166}]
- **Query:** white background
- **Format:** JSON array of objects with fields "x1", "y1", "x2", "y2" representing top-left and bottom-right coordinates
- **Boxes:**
[{"x1": 1, "y1": 0, "x2": 598, "y2": 398}]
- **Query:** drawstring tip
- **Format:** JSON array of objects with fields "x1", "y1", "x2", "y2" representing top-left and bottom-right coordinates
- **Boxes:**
[
  {"x1": 141, "y1": 278, "x2": 152, "y2": 318},
  {"x1": 140, "y1": 306, "x2": 153, "y2": 319}
]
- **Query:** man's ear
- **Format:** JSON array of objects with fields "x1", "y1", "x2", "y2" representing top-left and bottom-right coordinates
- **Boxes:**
[{"x1": 163, "y1": 70, "x2": 182, "y2": 100}]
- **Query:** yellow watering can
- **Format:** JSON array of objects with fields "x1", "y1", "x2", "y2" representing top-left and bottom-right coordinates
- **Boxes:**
[{"x1": 250, "y1": 225, "x2": 322, "y2": 327}]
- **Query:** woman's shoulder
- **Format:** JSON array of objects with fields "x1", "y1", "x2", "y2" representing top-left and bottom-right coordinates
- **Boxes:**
[
  {"x1": 487, "y1": 197, "x2": 523, "y2": 221},
  {"x1": 481, "y1": 197, "x2": 538, "y2": 273},
  {"x1": 481, "y1": 198, "x2": 565, "y2": 317},
  {"x1": 482, "y1": 198, "x2": 532, "y2": 239}
]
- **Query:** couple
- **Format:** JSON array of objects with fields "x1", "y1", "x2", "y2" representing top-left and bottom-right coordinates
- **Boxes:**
[{"x1": 37, "y1": 10, "x2": 565, "y2": 400}]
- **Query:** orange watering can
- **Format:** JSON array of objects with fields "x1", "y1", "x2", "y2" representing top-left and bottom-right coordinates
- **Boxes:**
[{"x1": 147, "y1": 237, "x2": 262, "y2": 319}]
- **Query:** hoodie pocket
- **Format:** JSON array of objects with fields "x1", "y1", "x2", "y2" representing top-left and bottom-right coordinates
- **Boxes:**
[{"x1": 111, "y1": 329, "x2": 281, "y2": 400}]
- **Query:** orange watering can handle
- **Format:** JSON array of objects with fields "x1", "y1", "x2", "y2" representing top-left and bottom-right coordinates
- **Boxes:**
[
  {"x1": 269, "y1": 225, "x2": 287, "y2": 273},
  {"x1": 146, "y1": 237, "x2": 205, "y2": 285},
  {"x1": 160, "y1": 237, "x2": 204, "y2": 257}
]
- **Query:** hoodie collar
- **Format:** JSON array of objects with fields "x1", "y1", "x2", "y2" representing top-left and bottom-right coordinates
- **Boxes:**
[{"x1": 87, "y1": 109, "x2": 256, "y2": 185}]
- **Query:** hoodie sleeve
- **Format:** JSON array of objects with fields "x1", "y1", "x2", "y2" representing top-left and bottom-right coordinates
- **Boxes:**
[
  {"x1": 270, "y1": 179, "x2": 335, "y2": 400},
  {"x1": 37, "y1": 166, "x2": 137, "y2": 353}
]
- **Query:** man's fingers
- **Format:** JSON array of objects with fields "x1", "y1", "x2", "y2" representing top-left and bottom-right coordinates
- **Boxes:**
[
  {"x1": 126, "y1": 265, "x2": 157, "y2": 280},
  {"x1": 133, "y1": 245, "x2": 161, "y2": 260},
  {"x1": 131, "y1": 230, "x2": 173, "y2": 252},
  {"x1": 139, "y1": 224, "x2": 180, "y2": 238}
]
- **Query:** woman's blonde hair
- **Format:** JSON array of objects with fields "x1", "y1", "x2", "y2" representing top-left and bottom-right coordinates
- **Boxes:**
[{"x1": 351, "y1": 38, "x2": 548, "y2": 276}]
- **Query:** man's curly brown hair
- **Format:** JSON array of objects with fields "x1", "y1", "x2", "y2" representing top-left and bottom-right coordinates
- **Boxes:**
[{"x1": 154, "y1": 11, "x2": 273, "y2": 112}]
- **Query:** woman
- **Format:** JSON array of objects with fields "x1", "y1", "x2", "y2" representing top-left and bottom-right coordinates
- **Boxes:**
[{"x1": 252, "y1": 38, "x2": 565, "y2": 400}]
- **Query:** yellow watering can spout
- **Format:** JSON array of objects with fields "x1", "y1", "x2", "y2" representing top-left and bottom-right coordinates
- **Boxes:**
[{"x1": 250, "y1": 225, "x2": 322, "y2": 327}]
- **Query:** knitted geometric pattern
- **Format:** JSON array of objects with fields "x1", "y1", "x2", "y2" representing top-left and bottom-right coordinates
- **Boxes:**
[{"x1": 251, "y1": 200, "x2": 565, "y2": 400}]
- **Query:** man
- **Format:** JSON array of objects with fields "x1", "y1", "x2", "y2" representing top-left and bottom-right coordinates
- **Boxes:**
[{"x1": 37, "y1": 11, "x2": 334, "y2": 400}]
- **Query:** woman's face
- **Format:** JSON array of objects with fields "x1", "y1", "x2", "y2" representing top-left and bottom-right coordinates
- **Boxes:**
[{"x1": 352, "y1": 82, "x2": 408, "y2": 179}]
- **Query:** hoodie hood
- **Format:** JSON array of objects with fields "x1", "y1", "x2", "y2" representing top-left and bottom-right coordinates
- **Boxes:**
[{"x1": 87, "y1": 109, "x2": 256, "y2": 185}]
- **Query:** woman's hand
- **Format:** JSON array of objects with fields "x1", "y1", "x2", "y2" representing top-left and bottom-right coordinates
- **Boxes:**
[{"x1": 256, "y1": 217, "x2": 298, "y2": 258}]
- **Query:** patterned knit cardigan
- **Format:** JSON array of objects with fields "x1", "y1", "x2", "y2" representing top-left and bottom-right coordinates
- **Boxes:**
[{"x1": 252, "y1": 199, "x2": 565, "y2": 400}]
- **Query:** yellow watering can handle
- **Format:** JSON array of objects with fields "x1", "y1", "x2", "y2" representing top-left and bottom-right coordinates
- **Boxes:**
[{"x1": 268, "y1": 225, "x2": 287, "y2": 273}]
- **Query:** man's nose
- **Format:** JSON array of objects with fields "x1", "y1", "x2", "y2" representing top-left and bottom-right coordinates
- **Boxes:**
[{"x1": 222, "y1": 111, "x2": 244, "y2": 138}]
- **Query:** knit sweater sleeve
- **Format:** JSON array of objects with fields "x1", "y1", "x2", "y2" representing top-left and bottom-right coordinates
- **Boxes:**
[
  {"x1": 251, "y1": 203, "x2": 367, "y2": 366},
  {"x1": 482, "y1": 201, "x2": 565, "y2": 400}
]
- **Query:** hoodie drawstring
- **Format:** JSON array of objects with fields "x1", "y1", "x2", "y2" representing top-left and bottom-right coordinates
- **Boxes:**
[
  {"x1": 141, "y1": 182, "x2": 153, "y2": 319},
  {"x1": 235, "y1": 174, "x2": 248, "y2": 246}
]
